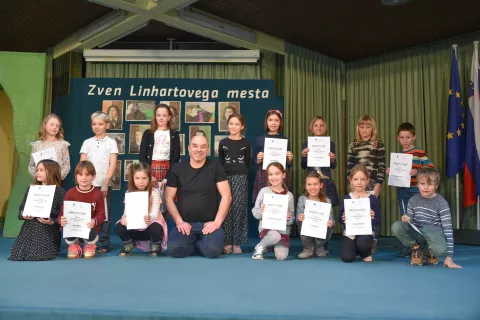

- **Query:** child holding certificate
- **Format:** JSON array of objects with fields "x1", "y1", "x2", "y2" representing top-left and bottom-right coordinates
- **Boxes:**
[
  {"x1": 9, "y1": 160, "x2": 65, "y2": 261},
  {"x1": 296, "y1": 172, "x2": 335, "y2": 259},
  {"x1": 114, "y1": 163, "x2": 168, "y2": 257},
  {"x1": 339, "y1": 165, "x2": 381, "y2": 263},
  {"x1": 391, "y1": 168, "x2": 461, "y2": 268},
  {"x1": 252, "y1": 162, "x2": 294, "y2": 261},
  {"x1": 28, "y1": 114, "x2": 71, "y2": 181},
  {"x1": 252, "y1": 109, "x2": 293, "y2": 203},
  {"x1": 59, "y1": 161, "x2": 106, "y2": 259}
]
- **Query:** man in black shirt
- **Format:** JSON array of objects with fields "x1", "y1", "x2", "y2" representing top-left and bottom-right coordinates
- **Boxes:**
[{"x1": 165, "y1": 135, "x2": 232, "y2": 258}]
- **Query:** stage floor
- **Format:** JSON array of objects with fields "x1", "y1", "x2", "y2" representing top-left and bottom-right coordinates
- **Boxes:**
[{"x1": 0, "y1": 235, "x2": 479, "y2": 320}]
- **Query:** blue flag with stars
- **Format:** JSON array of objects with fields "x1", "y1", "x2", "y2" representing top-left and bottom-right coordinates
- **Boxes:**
[{"x1": 446, "y1": 48, "x2": 465, "y2": 178}]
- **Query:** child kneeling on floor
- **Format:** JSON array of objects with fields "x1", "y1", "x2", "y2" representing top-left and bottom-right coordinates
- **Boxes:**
[{"x1": 391, "y1": 168, "x2": 461, "y2": 268}]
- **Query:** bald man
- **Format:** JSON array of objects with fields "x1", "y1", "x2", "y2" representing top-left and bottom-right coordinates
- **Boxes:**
[{"x1": 165, "y1": 135, "x2": 232, "y2": 258}]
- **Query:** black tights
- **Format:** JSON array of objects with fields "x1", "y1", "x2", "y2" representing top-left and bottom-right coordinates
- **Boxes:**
[{"x1": 115, "y1": 223, "x2": 164, "y2": 243}]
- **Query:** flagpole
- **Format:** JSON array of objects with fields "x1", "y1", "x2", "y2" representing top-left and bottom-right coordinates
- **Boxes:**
[{"x1": 453, "y1": 44, "x2": 461, "y2": 229}]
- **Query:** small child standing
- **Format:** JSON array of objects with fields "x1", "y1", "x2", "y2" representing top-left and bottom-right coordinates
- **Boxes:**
[
  {"x1": 28, "y1": 114, "x2": 71, "y2": 181},
  {"x1": 9, "y1": 160, "x2": 65, "y2": 261},
  {"x1": 296, "y1": 172, "x2": 335, "y2": 259},
  {"x1": 252, "y1": 162, "x2": 294, "y2": 261},
  {"x1": 391, "y1": 168, "x2": 461, "y2": 268},
  {"x1": 80, "y1": 111, "x2": 118, "y2": 253},
  {"x1": 387, "y1": 122, "x2": 434, "y2": 257},
  {"x1": 59, "y1": 161, "x2": 106, "y2": 259},
  {"x1": 218, "y1": 113, "x2": 251, "y2": 254},
  {"x1": 115, "y1": 163, "x2": 168, "y2": 257}
]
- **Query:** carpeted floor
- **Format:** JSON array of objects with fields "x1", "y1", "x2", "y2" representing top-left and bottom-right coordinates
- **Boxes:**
[{"x1": 0, "y1": 235, "x2": 479, "y2": 320}]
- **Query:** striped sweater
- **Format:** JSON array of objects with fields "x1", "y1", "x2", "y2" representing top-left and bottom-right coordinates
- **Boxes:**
[
  {"x1": 347, "y1": 140, "x2": 386, "y2": 184},
  {"x1": 399, "y1": 147, "x2": 434, "y2": 190},
  {"x1": 406, "y1": 194, "x2": 454, "y2": 257}
]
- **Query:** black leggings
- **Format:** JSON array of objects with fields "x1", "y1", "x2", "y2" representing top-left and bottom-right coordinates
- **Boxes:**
[
  {"x1": 115, "y1": 223, "x2": 164, "y2": 243},
  {"x1": 341, "y1": 235, "x2": 373, "y2": 262}
]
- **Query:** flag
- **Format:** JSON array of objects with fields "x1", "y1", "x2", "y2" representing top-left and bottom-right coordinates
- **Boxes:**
[
  {"x1": 446, "y1": 48, "x2": 465, "y2": 178},
  {"x1": 464, "y1": 42, "x2": 480, "y2": 207}
]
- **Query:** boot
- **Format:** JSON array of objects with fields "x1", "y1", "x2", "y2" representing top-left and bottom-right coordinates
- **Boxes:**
[
  {"x1": 297, "y1": 247, "x2": 314, "y2": 259},
  {"x1": 149, "y1": 242, "x2": 162, "y2": 257},
  {"x1": 426, "y1": 250, "x2": 439, "y2": 265},
  {"x1": 119, "y1": 240, "x2": 135, "y2": 257},
  {"x1": 315, "y1": 247, "x2": 327, "y2": 257},
  {"x1": 371, "y1": 238, "x2": 377, "y2": 255},
  {"x1": 410, "y1": 244, "x2": 424, "y2": 266}
]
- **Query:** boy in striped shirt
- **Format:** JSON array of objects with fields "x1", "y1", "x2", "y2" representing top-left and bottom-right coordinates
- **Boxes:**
[{"x1": 391, "y1": 168, "x2": 462, "y2": 268}]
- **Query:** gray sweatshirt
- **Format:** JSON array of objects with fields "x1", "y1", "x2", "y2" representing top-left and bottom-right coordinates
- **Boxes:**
[{"x1": 252, "y1": 187, "x2": 295, "y2": 235}]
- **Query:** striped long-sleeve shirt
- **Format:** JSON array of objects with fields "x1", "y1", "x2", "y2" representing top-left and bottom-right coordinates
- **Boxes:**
[
  {"x1": 399, "y1": 147, "x2": 434, "y2": 190},
  {"x1": 347, "y1": 140, "x2": 386, "y2": 184},
  {"x1": 406, "y1": 194, "x2": 454, "y2": 257}
]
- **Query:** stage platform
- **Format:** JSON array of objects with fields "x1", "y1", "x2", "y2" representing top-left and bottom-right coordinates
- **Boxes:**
[{"x1": 0, "y1": 235, "x2": 479, "y2": 320}]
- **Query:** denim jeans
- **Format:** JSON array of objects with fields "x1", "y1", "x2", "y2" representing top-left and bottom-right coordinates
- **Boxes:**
[
  {"x1": 391, "y1": 221, "x2": 447, "y2": 257},
  {"x1": 168, "y1": 222, "x2": 224, "y2": 259},
  {"x1": 397, "y1": 188, "x2": 418, "y2": 214}
]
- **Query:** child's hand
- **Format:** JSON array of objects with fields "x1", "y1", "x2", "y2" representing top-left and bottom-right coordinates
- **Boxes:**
[
  {"x1": 87, "y1": 219, "x2": 95, "y2": 229},
  {"x1": 257, "y1": 152, "x2": 264, "y2": 163},
  {"x1": 38, "y1": 217, "x2": 54, "y2": 225},
  {"x1": 373, "y1": 184, "x2": 382, "y2": 197},
  {"x1": 301, "y1": 148, "x2": 309, "y2": 157},
  {"x1": 444, "y1": 257, "x2": 462, "y2": 268},
  {"x1": 60, "y1": 216, "x2": 68, "y2": 227},
  {"x1": 260, "y1": 204, "x2": 265, "y2": 212},
  {"x1": 328, "y1": 219, "x2": 334, "y2": 228},
  {"x1": 121, "y1": 216, "x2": 128, "y2": 226},
  {"x1": 386, "y1": 168, "x2": 390, "y2": 175},
  {"x1": 287, "y1": 211, "x2": 291, "y2": 220},
  {"x1": 401, "y1": 215, "x2": 410, "y2": 223},
  {"x1": 329, "y1": 152, "x2": 336, "y2": 163},
  {"x1": 342, "y1": 213, "x2": 346, "y2": 223},
  {"x1": 370, "y1": 209, "x2": 375, "y2": 220},
  {"x1": 298, "y1": 213, "x2": 305, "y2": 222},
  {"x1": 101, "y1": 184, "x2": 108, "y2": 197},
  {"x1": 23, "y1": 215, "x2": 34, "y2": 220},
  {"x1": 286, "y1": 151, "x2": 293, "y2": 163},
  {"x1": 144, "y1": 215, "x2": 151, "y2": 224},
  {"x1": 410, "y1": 169, "x2": 417, "y2": 176}
]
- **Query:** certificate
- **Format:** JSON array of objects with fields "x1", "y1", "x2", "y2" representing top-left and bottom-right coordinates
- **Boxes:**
[
  {"x1": 344, "y1": 198, "x2": 372, "y2": 236},
  {"x1": 307, "y1": 136, "x2": 330, "y2": 168},
  {"x1": 63, "y1": 201, "x2": 91, "y2": 239},
  {"x1": 261, "y1": 193, "x2": 288, "y2": 231},
  {"x1": 32, "y1": 147, "x2": 57, "y2": 165},
  {"x1": 301, "y1": 200, "x2": 331, "y2": 239},
  {"x1": 124, "y1": 191, "x2": 149, "y2": 230},
  {"x1": 22, "y1": 185, "x2": 56, "y2": 218},
  {"x1": 262, "y1": 138, "x2": 288, "y2": 170},
  {"x1": 388, "y1": 153, "x2": 413, "y2": 187}
]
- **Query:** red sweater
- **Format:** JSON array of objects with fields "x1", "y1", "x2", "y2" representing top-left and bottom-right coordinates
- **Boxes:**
[{"x1": 58, "y1": 186, "x2": 106, "y2": 232}]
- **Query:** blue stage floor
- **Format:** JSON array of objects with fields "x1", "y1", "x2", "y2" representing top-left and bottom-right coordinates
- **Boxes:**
[{"x1": 0, "y1": 235, "x2": 479, "y2": 320}]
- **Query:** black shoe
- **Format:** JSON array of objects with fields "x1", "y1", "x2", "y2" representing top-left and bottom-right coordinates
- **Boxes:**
[
  {"x1": 119, "y1": 240, "x2": 135, "y2": 257},
  {"x1": 149, "y1": 242, "x2": 162, "y2": 257},
  {"x1": 397, "y1": 246, "x2": 411, "y2": 258}
]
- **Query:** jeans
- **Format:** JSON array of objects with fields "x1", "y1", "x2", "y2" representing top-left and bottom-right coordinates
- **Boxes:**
[
  {"x1": 95, "y1": 186, "x2": 112, "y2": 249},
  {"x1": 391, "y1": 221, "x2": 447, "y2": 257},
  {"x1": 397, "y1": 188, "x2": 418, "y2": 214},
  {"x1": 168, "y1": 222, "x2": 224, "y2": 259}
]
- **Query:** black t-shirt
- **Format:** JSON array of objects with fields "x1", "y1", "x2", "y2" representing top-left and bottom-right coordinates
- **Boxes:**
[
  {"x1": 218, "y1": 137, "x2": 252, "y2": 175},
  {"x1": 166, "y1": 159, "x2": 227, "y2": 222}
]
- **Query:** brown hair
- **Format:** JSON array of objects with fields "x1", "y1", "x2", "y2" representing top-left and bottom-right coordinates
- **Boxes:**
[
  {"x1": 127, "y1": 162, "x2": 154, "y2": 211},
  {"x1": 348, "y1": 164, "x2": 370, "y2": 192},
  {"x1": 304, "y1": 171, "x2": 328, "y2": 202},
  {"x1": 265, "y1": 162, "x2": 288, "y2": 190},
  {"x1": 309, "y1": 116, "x2": 328, "y2": 136},
  {"x1": 38, "y1": 113, "x2": 64, "y2": 140},
  {"x1": 264, "y1": 109, "x2": 283, "y2": 133},
  {"x1": 151, "y1": 104, "x2": 173, "y2": 132},
  {"x1": 227, "y1": 113, "x2": 246, "y2": 135},
  {"x1": 356, "y1": 115, "x2": 379, "y2": 142},
  {"x1": 397, "y1": 122, "x2": 416, "y2": 136},
  {"x1": 416, "y1": 168, "x2": 440, "y2": 187},
  {"x1": 74, "y1": 161, "x2": 96, "y2": 185},
  {"x1": 34, "y1": 159, "x2": 62, "y2": 187}
]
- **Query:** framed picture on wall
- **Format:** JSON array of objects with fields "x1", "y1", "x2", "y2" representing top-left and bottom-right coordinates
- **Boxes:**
[
  {"x1": 124, "y1": 160, "x2": 140, "y2": 181},
  {"x1": 129, "y1": 124, "x2": 150, "y2": 154},
  {"x1": 179, "y1": 134, "x2": 185, "y2": 156},
  {"x1": 189, "y1": 125, "x2": 211, "y2": 156},
  {"x1": 185, "y1": 102, "x2": 215, "y2": 123},
  {"x1": 214, "y1": 135, "x2": 228, "y2": 157},
  {"x1": 125, "y1": 100, "x2": 155, "y2": 121},
  {"x1": 106, "y1": 133, "x2": 125, "y2": 155},
  {"x1": 218, "y1": 102, "x2": 240, "y2": 132},
  {"x1": 160, "y1": 101, "x2": 181, "y2": 131},
  {"x1": 112, "y1": 160, "x2": 122, "y2": 190},
  {"x1": 102, "y1": 100, "x2": 124, "y2": 130}
]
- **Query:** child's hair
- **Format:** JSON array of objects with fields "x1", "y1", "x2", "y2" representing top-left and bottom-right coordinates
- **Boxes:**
[
  {"x1": 264, "y1": 109, "x2": 283, "y2": 133},
  {"x1": 349, "y1": 164, "x2": 370, "y2": 182},
  {"x1": 223, "y1": 106, "x2": 236, "y2": 120},
  {"x1": 397, "y1": 122, "x2": 416, "y2": 136},
  {"x1": 227, "y1": 113, "x2": 246, "y2": 134},
  {"x1": 150, "y1": 103, "x2": 173, "y2": 132},
  {"x1": 416, "y1": 168, "x2": 440, "y2": 186},
  {"x1": 304, "y1": 171, "x2": 328, "y2": 203},
  {"x1": 38, "y1": 113, "x2": 64, "y2": 140},
  {"x1": 107, "y1": 104, "x2": 121, "y2": 117},
  {"x1": 356, "y1": 115, "x2": 379, "y2": 142},
  {"x1": 265, "y1": 162, "x2": 288, "y2": 190},
  {"x1": 127, "y1": 162, "x2": 154, "y2": 211},
  {"x1": 90, "y1": 111, "x2": 110, "y2": 123},
  {"x1": 74, "y1": 161, "x2": 96, "y2": 185},
  {"x1": 34, "y1": 159, "x2": 62, "y2": 187},
  {"x1": 309, "y1": 116, "x2": 328, "y2": 136}
]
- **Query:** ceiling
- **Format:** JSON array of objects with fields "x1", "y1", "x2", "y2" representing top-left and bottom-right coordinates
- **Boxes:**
[{"x1": 1, "y1": 0, "x2": 480, "y2": 61}]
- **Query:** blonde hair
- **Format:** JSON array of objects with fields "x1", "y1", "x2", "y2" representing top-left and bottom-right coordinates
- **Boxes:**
[
  {"x1": 127, "y1": 162, "x2": 154, "y2": 212},
  {"x1": 348, "y1": 164, "x2": 370, "y2": 192},
  {"x1": 34, "y1": 160, "x2": 62, "y2": 187},
  {"x1": 356, "y1": 115, "x2": 379, "y2": 142},
  {"x1": 304, "y1": 171, "x2": 328, "y2": 202},
  {"x1": 91, "y1": 111, "x2": 110, "y2": 123},
  {"x1": 416, "y1": 168, "x2": 440, "y2": 187},
  {"x1": 309, "y1": 116, "x2": 328, "y2": 136},
  {"x1": 38, "y1": 113, "x2": 64, "y2": 140}
]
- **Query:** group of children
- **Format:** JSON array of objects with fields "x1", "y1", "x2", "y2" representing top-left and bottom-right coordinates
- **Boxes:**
[{"x1": 8, "y1": 106, "x2": 462, "y2": 268}]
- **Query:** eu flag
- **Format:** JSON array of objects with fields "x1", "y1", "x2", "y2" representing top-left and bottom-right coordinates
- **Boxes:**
[{"x1": 446, "y1": 48, "x2": 465, "y2": 178}]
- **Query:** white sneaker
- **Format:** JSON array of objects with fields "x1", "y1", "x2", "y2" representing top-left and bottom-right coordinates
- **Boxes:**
[{"x1": 252, "y1": 244, "x2": 264, "y2": 260}]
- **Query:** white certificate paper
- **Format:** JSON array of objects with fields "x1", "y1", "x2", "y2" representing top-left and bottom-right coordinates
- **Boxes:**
[
  {"x1": 262, "y1": 138, "x2": 288, "y2": 170},
  {"x1": 261, "y1": 193, "x2": 288, "y2": 231},
  {"x1": 388, "y1": 153, "x2": 413, "y2": 187},
  {"x1": 63, "y1": 201, "x2": 91, "y2": 239},
  {"x1": 32, "y1": 147, "x2": 57, "y2": 165},
  {"x1": 307, "y1": 136, "x2": 330, "y2": 168},
  {"x1": 125, "y1": 191, "x2": 149, "y2": 230},
  {"x1": 301, "y1": 200, "x2": 331, "y2": 239},
  {"x1": 22, "y1": 185, "x2": 56, "y2": 218},
  {"x1": 344, "y1": 198, "x2": 372, "y2": 236}
]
